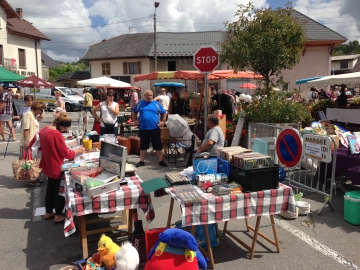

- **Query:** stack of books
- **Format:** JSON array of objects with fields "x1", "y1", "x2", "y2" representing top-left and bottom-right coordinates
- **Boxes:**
[{"x1": 211, "y1": 184, "x2": 232, "y2": 196}]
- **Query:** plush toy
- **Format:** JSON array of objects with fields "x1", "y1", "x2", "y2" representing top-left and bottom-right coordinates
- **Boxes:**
[
  {"x1": 145, "y1": 228, "x2": 207, "y2": 270},
  {"x1": 97, "y1": 234, "x2": 121, "y2": 270},
  {"x1": 115, "y1": 241, "x2": 139, "y2": 270}
]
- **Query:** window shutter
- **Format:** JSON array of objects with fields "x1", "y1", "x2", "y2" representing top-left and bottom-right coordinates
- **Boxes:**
[
  {"x1": 137, "y1": 61, "x2": 141, "y2": 74},
  {"x1": 18, "y1": 49, "x2": 26, "y2": 67},
  {"x1": 123, "y1": 62, "x2": 128, "y2": 75},
  {"x1": 0, "y1": 45, "x2": 3, "y2": 66}
]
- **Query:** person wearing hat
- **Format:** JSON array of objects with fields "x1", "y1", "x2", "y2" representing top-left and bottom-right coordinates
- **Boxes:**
[{"x1": 39, "y1": 112, "x2": 84, "y2": 223}]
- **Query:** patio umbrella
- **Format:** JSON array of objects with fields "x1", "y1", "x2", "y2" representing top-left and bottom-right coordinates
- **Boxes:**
[
  {"x1": 166, "y1": 114, "x2": 189, "y2": 138},
  {"x1": 14, "y1": 75, "x2": 55, "y2": 99},
  {"x1": 77, "y1": 76, "x2": 131, "y2": 87},
  {"x1": 0, "y1": 66, "x2": 25, "y2": 82},
  {"x1": 239, "y1": 83, "x2": 257, "y2": 89}
]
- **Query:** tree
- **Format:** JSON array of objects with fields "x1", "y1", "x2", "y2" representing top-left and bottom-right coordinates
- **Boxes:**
[
  {"x1": 49, "y1": 60, "x2": 88, "y2": 81},
  {"x1": 221, "y1": 3, "x2": 306, "y2": 96},
  {"x1": 333, "y1": 40, "x2": 360, "y2": 56}
]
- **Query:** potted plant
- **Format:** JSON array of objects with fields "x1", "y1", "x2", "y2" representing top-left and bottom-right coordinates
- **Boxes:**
[
  {"x1": 349, "y1": 97, "x2": 360, "y2": 109},
  {"x1": 187, "y1": 90, "x2": 198, "y2": 108},
  {"x1": 310, "y1": 99, "x2": 335, "y2": 119}
]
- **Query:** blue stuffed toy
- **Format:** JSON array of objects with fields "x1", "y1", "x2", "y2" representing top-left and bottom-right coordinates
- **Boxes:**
[{"x1": 145, "y1": 228, "x2": 208, "y2": 270}]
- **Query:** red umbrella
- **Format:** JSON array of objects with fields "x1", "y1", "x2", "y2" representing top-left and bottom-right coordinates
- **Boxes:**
[
  {"x1": 14, "y1": 75, "x2": 55, "y2": 88},
  {"x1": 239, "y1": 83, "x2": 257, "y2": 89}
]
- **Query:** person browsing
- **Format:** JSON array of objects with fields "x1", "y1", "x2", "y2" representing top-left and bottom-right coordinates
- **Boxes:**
[{"x1": 132, "y1": 89, "x2": 167, "y2": 167}]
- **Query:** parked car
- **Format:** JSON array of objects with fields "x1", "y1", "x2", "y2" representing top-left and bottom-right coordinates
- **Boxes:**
[{"x1": 24, "y1": 87, "x2": 84, "y2": 112}]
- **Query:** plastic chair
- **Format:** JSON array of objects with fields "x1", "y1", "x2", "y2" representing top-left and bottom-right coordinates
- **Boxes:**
[{"x1": 167, "y1": 134, "x2": 195, "y2": 167}]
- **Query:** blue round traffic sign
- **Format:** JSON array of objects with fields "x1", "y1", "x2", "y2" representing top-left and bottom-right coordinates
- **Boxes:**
[{"x1": 276, "y1": 128, "x2": 302, "y2": 168}]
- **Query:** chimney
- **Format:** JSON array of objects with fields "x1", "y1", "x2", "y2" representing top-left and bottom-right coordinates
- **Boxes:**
[{"x1": 16, "y1": 8, "x2": 23, "y2": 19}]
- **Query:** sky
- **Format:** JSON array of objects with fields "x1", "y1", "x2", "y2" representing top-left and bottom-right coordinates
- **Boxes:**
[{"x1": 7, "y1": 0, "x2": 360, "y2": 62}]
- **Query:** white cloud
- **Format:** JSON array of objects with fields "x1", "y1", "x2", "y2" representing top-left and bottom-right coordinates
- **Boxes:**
[{"x1": 6, "y1": 0, "x2": 359, "y2": 62}]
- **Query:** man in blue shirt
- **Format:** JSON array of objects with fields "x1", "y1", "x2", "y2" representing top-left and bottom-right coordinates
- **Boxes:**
[{"x1": 132, "y1": 89, "x2": 167, "y2": 167}]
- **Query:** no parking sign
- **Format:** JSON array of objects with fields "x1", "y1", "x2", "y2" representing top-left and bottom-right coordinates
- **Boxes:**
[{"x1": 276, "y1": 128, "x2": 303, "y2": 168}]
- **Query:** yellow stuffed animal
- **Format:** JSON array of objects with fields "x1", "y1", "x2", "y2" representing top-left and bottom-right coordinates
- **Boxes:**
[{"x1": 97, "y1": 234, "x2": 121, "y2": 269}]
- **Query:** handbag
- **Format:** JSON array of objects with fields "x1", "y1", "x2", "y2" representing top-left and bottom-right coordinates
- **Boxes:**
[
  {"x1": 12, "y1": 149, "x2": 42, "y2": 181},
  {"x1": 102, "y1": 121, "x2": 116, "y2": 132},
  {"x1": 129, "y1": 212, "x2": 147, "y2": 264},
  {"x1": 28, "y1": 127, "x2": 51, "y2": 158}
]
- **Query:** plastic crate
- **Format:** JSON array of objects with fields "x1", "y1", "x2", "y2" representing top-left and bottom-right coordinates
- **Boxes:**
[
  {"x1": 344, "y1": 191, "x2": 360, "y2": 225},
  {"x1": 229, "y1": 163, "x2": 279, "y2": 192}
]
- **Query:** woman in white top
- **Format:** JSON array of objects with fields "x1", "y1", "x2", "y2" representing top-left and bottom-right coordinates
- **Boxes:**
[
  {"x1": 53, "y1": 90, "x2": 65, "y2": 116},
  {"x1": 92, "y1": 90, "x2": 119, "y2": 135},
  {"x1": 20, "y1": 101, "x2": 46, "y2": 186}
]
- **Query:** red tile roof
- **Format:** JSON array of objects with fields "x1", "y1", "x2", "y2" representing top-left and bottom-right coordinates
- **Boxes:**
[
  {"x1": 7, "y1": 18, "x2": 50, "y2": 41},
  {"x1": 0, "y1": 0, "x2": 19, "y2": 19}
]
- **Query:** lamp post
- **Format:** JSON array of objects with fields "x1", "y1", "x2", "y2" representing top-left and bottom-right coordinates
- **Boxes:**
[{"x1": 154, "y1": 1, "x2": 160, "y2": 72}]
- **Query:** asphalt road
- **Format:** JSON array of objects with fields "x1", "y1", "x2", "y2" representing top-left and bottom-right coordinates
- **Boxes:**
[{"x1": 0, "y1": 111, "x2": 359, "y2": 270}]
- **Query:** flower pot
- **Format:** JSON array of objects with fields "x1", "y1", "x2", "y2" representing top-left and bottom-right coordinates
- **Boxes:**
[{"x1": 189, "y1": 98, "x2": 197, "y2": 109}]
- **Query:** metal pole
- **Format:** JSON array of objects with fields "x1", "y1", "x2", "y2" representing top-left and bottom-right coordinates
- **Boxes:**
[
  {"x1": 154, "y1": 12, "x2": 157, "y2": 72},
  {"x1": 204, "y1": 72, "x2": 208, "y2": 135}
]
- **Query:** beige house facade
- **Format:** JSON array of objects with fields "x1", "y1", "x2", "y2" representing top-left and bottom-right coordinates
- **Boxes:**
[
  {"x1": 0, "y1": 1, "x2": 50, "y2": 79},
  {"x1": 82, "y1": 10, "x2": 346, "y2": 96}
]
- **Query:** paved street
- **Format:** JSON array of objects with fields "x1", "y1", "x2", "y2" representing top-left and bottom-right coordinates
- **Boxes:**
[{"x1": 0, "y1": 111, "x2": 359, "y2": 270}]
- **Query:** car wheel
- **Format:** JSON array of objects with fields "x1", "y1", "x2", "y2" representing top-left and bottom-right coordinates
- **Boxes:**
[{"x1": 65, "y1": 103, "x2": 72, "y2": 112}]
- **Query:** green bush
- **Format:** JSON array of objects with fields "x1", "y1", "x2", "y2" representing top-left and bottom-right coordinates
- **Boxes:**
[
  {"x1": 310, "y1": 99, "x2": 335, "y2": 114},
  {"x1": 241, "y1": 92, "x2": 312, "y2": 124}
]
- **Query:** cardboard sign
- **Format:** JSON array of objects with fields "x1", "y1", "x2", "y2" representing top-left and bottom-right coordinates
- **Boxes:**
[{"x1": 303, "y1": 134, "x2": 332, "y2": 163}]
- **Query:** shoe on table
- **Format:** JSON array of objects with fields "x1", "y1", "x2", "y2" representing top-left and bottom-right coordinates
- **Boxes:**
[
  {"x1": 136, "y1": 161, "x2": 145, "y2": 167},
  {"x1": 159, "y1": 160, "x2": 168, "y2": 167}
]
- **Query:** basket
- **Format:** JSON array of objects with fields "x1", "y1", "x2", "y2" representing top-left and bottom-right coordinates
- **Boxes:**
[
  {"x1": 12, "y1": 159, "x2": 41, "y2": 182},
  {"x1": 160, "y1": 127, "x2": 177, "y2": 144}
]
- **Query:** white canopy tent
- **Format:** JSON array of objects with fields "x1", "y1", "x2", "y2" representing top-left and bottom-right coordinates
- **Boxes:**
[
  {"x1": 77, "y1": 76, "x2": 131, "y2": 87},
  {"x1": 306, "y1": 72, "x2": 360, "y2": 87}
]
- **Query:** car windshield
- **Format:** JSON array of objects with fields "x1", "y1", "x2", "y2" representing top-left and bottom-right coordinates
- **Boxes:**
[{"x1": 59, "y1": 87, "x2": 78, "y2": 95}]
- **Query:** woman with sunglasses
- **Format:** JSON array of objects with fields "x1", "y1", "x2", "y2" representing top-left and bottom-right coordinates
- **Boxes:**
[
  {"x1": 92, "y1": 89, "x2": 119, "y2": 135},
  {"x1": 20, "y1": 100, "x2": 46, "y2": 187}
]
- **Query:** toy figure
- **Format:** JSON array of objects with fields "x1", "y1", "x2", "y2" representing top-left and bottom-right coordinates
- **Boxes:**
[
  {"x1": 115, "y1": 241, "x2": 139, "y2": 270},
  {"x1": 97, "y1": 234, "x2": 121, "y2": 270},
  {"x1": 145, "y1": 228, "x2": 207, "y2": 270}
]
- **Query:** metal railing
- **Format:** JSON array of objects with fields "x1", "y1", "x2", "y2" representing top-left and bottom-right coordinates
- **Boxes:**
[{"x1": 247, "y1": 122, "x2": 337, "y2": 215}]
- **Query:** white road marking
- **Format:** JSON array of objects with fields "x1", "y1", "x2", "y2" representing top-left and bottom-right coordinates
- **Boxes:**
[
  {"x1": 272, "y1": 216, "x2": 359, "y2": 269},
  {"x1": 32, "y1": 188, "x2": 42, "y2": 222}
]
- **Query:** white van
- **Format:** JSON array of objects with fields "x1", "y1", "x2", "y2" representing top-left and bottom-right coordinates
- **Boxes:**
[{"x1": 25, "y1": 87, "x2": 84, "y2": 111}]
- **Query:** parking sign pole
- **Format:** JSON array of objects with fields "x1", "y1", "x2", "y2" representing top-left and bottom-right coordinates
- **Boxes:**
[{"x1": 204, "y1": 72, "x2": 208, "y2": 135}]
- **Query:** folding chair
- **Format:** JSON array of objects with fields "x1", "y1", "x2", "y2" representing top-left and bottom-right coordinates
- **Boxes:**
[{"x1": 167, "y1": 134, "x2": 195, "y2": 168}]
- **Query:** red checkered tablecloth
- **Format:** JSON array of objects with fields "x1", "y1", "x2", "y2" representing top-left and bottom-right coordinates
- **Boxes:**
[
  {"x1": 165, "y1": 184, "x2": 296, "y2": 227},
  {"x1": 60, "y1": 172, "x2": 155, "y2": 237}
]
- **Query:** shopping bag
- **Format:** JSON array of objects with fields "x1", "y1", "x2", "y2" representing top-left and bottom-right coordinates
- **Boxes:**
[
  {"x1": 29, "y1": 133, "x2": 42, "y2": 158},
  {"x1": 15, "y1": 120, "x2": 22, "y2": 133},
  {"x1": 12, "y1": 149, "x2": 42, "y2": 181},
  {"x1": 129, "y1": 213, "x2": 147, "y2": 264}
]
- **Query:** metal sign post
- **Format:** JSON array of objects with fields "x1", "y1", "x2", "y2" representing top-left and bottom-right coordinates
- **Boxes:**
[{"x1": 204, "y1": 72, "x2": 208, "y2": 135}]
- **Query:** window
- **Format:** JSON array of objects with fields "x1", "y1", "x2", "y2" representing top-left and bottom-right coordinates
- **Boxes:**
[
  {"x1": 340, "y1": 61, "x2": 348, "y2": 69},
  {"x1": 283, "y1": 83, "x2": 289, "y2": 91},
  {"x1": 102, "y1": 62, "x2": 110, "y2": 75},
  {"x1": 123, "y1": 62, "x2": 141, "y2": 75},
  {"x1": 18, "y1": 48, "x2": 26, "y2": 68},
  {"x1": 168, "y1": 61, "x2": 176, "y2": 71}
]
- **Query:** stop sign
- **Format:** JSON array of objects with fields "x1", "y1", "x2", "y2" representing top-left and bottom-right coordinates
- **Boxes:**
[{"x1": 193, "y1": 46, "x2": 219, "y2": 73}]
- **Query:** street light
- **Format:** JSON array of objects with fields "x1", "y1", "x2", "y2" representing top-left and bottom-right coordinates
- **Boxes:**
[{"x1": 154, "y1": 1, "x2": 160, "y2": 72}]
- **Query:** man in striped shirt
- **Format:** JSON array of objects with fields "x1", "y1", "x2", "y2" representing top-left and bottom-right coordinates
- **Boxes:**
[{"x1": 0, "y1": 86, "x2": 16, "y2": 141}]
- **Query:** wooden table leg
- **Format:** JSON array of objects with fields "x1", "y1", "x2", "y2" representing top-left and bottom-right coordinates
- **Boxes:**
[
  {"x1": 245, "y1": 218, "x2": 250, "y2": 232},
  {"x1": 270, "y1": 215, "x2": 280, "y2": 253},
  {"x1": 222, "y1": 221, "x2": 228, "y2": 237},
  {"x1": 166, "y1": 197, "x2": 174, "y2": 227},
  {"x1": 249, "y1": 216, "x2": 262, "y2": 259},
  {"x1": 203, "y1": 224, "x2": 215, "y2": 269},
  {"x1": 78, "y1": 215, "x2": 88, "y2": 259},
  {"x1": 126, "y1": 209, "x2": 134, "y2": 238}
]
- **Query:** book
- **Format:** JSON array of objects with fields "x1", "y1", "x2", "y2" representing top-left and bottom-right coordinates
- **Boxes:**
[
  {"x1": 347, "y1": 134, "x2": 360, "y2": 154},
  {"x1": 354, "y1": 132, "x2": 360, "y2": 139}
]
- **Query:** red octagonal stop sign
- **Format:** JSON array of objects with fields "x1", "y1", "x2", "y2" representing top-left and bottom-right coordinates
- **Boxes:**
[{"x1": 193, "y1": 46, "x2": 219, "y2": 73}]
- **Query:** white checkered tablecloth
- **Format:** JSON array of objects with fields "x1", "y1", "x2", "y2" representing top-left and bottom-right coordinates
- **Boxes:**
[
  {"x1": 165, "y1": 184, "x2": 296, "y2": 227},
  {"x1": 60, "y1": 172, "x2": 155, "y2": 237}
]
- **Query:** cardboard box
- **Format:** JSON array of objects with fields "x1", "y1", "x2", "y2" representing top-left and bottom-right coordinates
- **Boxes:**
[{"x1": 330, "y1": 135, "x2": 339, "y2": 150}]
